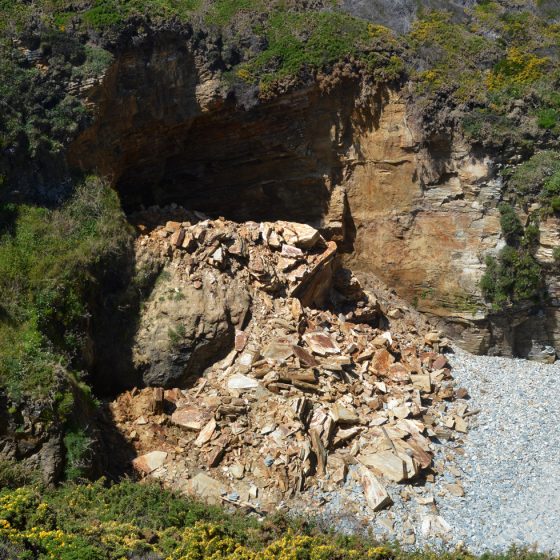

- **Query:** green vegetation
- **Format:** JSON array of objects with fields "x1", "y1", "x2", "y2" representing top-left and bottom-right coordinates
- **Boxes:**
[
  {"x1": 238, "y1": 11, "x2": 403, "y2": 89},
  {"x1": 63, "y1": 427, "x2": 95, "y2": 481},
  {"x1": 0, "y1": 177, "x2": 132, "y2": 402},
  {"x1": 0, "y1": 478, "x2": 558, "y2": 560},
  {"x1": 481, "y1": 204, "x2": 543, "y2": 310},
  {"x1": 205, "y1": 0, "x2": 260, "y2": 26},
  {"x1": 407, "y1": 11, "x2": 495, "y2": 104},
  {"x1": 498, "y1": 203, "x2": 524, "y2": 244},
  {"x1": 505, "y1": 151, "x2": 560, "y2": 214},
  {"x1": 168, "y1": 324, "x2": 187, "y2": 347},
  {"x1": 82, "y1": 0, "x2": 201, "y2": 29},
  {"x1": 0, "y1": 33, "x2": 112, "y2": 160},
  {"x1": 481, "y1": 247, "x2": 542, "y2": 310}
]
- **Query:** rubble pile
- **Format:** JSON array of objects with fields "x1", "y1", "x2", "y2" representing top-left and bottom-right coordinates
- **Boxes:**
[{"x1": 111, "y1": 207, "x2": 471, "y2": 518}]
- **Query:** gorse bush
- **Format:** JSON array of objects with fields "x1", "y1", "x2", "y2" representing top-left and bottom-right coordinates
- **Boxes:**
[
  {"x1": 481, "y1": 247, "x2": 542, "y2": 310},
  {"x1": 481, "y1": 203, "x2": 544, "y2": 310},
  {"x1": 499, "y1": 203, "x2": 524, "y2": 244},
  {"x1": 0, "y1": 478, "x2": 557, "y2": 560}
]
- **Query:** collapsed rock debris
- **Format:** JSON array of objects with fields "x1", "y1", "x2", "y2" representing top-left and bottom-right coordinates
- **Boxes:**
[{"x1": 111, "y1": 205, "x2": 471, "y2": 520}]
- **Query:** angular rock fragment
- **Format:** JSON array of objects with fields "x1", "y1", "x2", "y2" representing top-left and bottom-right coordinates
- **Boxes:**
[
  {"x1": 358, "y1": 451, "x2": 408, "y2": 482},
  {"x1": 187, "y1": 472, "x2": 225, "y2": 505},
  {"x1": 227, "y1": 374, "x2": 259, "y2": 391},
  {"x1": 171, "y1": 405, "x2": 213, "y2": 431},
  {"x1": 194, "y1": 418, "x2": 217, "y2": 447},
  {"x1": 358, "y1": 465, "x2": 393, "y2": 511},
  {"x1": 303, "y1": 332, "x2": 340, "y2": 356},
  {"x1": 282, "y1": 223, "x2": 321, "y2": 249},
  {"x1": 132, "y1": 451, "x2": 167, "y2": 474},
  {"x1": 330, "y1": 402, "x2": 359, "y2": 425}
]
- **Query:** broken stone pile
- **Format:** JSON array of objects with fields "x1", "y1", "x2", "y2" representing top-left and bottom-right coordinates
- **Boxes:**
[{"x1": 111, "y1": 206, "x2": 471, "y2": 518}]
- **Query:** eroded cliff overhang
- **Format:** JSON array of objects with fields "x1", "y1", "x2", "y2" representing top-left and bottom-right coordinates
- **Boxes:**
[
  {"x1": 68, "y1": 36, "x2": 370, "y2": 225},
  {"x1": 68, "y1": 36, "x2": 559, "y2": 358}
]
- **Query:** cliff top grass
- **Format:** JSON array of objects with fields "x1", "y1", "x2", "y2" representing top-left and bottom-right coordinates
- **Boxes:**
[{"x1": 0, "y1": 475, "x2": 558, "y2": 560}]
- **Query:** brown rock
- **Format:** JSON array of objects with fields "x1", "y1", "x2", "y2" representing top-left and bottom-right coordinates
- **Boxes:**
[
  {"x1": 371, "y1": 348, "x2": 395, "y2": 374},
  {"x1": 171, "y1": 405, "x2": 213, "y2": 431},
  {"x1": 432, "y1": 355, "x2": 448, "y2": 370},
  {"x1": 330, "y1": 402, "x2": 359, "y2": 425},
  {"x1": 359, "y1": 451, "x2": 408, "y2": 482},
  {"x1": 358, "y1": 465, "x2": 393, "y2": 511},
  {"x1": 292, "y1": 345, "x2": 319, "y2": 367},
  {"x1": 132, "y1": 451, "x2": 167, "y2": 474},
  {"x1": 303, "y1": 332, "x2": 340, "y2": 356}
]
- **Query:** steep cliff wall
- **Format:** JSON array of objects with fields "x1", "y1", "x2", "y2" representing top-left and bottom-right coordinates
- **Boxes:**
[{"x1": 68, "y1": 36, "x2": 559, "y2": 358}]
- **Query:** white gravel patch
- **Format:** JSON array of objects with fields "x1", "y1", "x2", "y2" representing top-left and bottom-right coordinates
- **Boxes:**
[{"x1": 434, "y1": 348, "x2": 560, "y2": 553}]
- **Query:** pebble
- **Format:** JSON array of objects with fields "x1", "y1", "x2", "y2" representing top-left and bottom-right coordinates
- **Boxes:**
[
  {"x1": 304, "y1": 347, "x2": 560, "y2": 554},
  {"x1": 421, "y1": 348, "x2": 560, "y2": 553}
]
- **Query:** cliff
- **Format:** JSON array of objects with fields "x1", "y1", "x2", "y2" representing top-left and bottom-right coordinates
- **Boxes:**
[
  {"x1": 64, "y1": 33, "x2": 558, "y2": 358},
  {"x1": 1, "y1": 0, "x2": 560, "y2": 488}
]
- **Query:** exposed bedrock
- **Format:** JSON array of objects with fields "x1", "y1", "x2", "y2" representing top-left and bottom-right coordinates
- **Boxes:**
[{"x1": 69, "y1": 36, "x2": 559, "y2": 359}]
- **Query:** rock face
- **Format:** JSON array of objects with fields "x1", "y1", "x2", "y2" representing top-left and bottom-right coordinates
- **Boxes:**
[
  {"x1": 69, "y1": 35, "x2": 559, "y2": 358},
  {"x1": 339, "y1": 0, "x2": 476, "y2": 33}
]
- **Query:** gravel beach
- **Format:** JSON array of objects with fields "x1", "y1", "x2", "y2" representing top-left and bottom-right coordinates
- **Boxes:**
[
  {"x1": 304, "y1": 347, "x2": 560, "y2": 554},
  {"x1": 431, "y1": 348, "x2": 560, "y2": 553}
]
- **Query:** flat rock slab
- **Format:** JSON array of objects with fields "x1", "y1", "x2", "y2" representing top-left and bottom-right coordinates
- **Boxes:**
[
  {"x1": 132, "y1": 451, "x2": 167, "y2": 474},
  {"x1": 227, "y1": 374, "x2": 259, "y2": 391},
  {"x1": 187, "y1": 472, "x2": 226, "y2": 505},
  {"x1": 303, "y1": 332, "x2": 340, "y2": 356},
  {"x1": 171, "y1": 405, "x2": 213, "y2": 431}
]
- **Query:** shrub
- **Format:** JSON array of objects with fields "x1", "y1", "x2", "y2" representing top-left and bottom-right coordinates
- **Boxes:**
[
  {"x1": 481, "y1": 246, "x2": 543, "y2": 309},
  {"x1": 63, "y1": 427, "x2": 94, "y2": 481},
  {"x1": 408, "y1": 11, "x2": 495, "y2": 103},
  {"x1": 0, "y1": 461, "x2": 39, "y2": 489},
  {"x1": 498, "y1": 203, "x2": 523, "y2": 244},
  {"x1": 487, "y1": 47, "x2": 549, "y2": 91},
  {"x1": 537, "y1": 107, "x2": 558, "y2": 129},
  {"x1": 523, "y1": 221, "x2": 540, "y2": 247},
  {"x1": 507, "y1": 151, "x2": 560, "y2": 199}
]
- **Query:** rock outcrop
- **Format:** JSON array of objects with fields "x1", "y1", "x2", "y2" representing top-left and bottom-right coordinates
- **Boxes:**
[{"x1": 67, "y1": 35, "x2": 559, "y2": 359}]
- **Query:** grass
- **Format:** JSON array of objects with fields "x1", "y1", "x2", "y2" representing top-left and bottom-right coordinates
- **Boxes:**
[
  {"x1": 0, "y1": 477, "x2": 558, "y2": 560},
  {"x1": 0, "y1": 177, "x2": 132, "y2": 402},
  {"x1": 238, "y1": 11, "x2": 403, "y2": 89}
]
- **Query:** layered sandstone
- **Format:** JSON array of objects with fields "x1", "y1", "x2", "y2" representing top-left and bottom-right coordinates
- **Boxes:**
[{"x1": 68, "y1": 36, "x2": 559, "y2": 358}]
